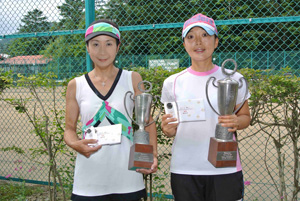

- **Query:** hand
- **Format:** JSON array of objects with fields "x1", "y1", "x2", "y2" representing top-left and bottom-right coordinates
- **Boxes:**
[
  {"x1": 218, "y1": 114, "x2": 239, "y2": 132},
  {"x1": 70, "y1": 139, "x2": 102, "y2": 158},
  {"x1": 136, "y1": 157, "x2": 158, "y2": 174},
  {"x1": 161, "y1": 114, "x2": 178, "y2": 137}
]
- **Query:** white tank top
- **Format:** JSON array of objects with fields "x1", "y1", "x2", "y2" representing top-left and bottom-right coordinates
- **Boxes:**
[{"x1": 72, "y1": 69, "x2": 144, "y2": 196}]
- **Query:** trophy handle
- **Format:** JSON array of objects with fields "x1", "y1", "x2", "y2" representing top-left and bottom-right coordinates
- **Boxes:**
[
  {"x1": 124, "y1": 91, "x2": 138, "y2": 125},
  {"x1": 233, "y1": 77, "x2": 249, "y2": 114},
  {"x1": 206, "y1": 76, "x2": 220, "y2": 116},
  {"x1": 222, "y1": 59, "x2": 237, "y2": 77},
  {"x1": 145, "y1": 95, "x2": 162, "y2": 127},
  {"x1": 138, "y1": 80, "x2": 152, "y2": 93}
]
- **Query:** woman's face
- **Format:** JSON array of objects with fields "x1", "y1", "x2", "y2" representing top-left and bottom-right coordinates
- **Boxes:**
[
  {"x1": 86, "y1": 35, "x2": 120, "y2": 69},
  {"x1": 183, "y1": 27, "x2": 218, "y2": 64}
]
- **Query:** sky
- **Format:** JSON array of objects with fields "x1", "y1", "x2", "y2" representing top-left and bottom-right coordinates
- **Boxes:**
[{"x1": 0, "y1": 0, "x2": 64, "y2": 35}]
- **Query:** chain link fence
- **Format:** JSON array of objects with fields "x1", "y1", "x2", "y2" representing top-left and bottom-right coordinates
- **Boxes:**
[{"x1": 0, "y1": 0, "x2": 300, "y2": 200}]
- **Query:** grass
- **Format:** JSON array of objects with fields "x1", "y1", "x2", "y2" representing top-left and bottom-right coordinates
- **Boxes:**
[
  {"x1": 0, "y1": 180, "x2": 71, "y2": 201},
  {"x1": 0, "y1": 180, "x2": 44, "y2": 201}
]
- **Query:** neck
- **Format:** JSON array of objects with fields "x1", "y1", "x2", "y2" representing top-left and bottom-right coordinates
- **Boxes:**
[
  {"x1": 93, "y1": 66, "x2": 118, "y2": 79},
  {"x1": 92, "y1": 66, "x2": 118, "y2": 87},
  {"x1": 191, "y1": 60, "x2": 215, "y2": 72}
]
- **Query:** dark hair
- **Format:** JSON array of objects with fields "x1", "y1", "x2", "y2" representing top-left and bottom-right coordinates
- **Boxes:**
[{"x1": 86, "y1": 19, "x2": 120, "y2": 47}]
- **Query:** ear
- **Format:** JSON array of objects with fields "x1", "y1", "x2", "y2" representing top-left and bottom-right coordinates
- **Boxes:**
[
  {"x1": 183, "y1": 42, "x2": 188, "y2": 52},
  {"x1": 214, "y1": 37, "x2": 219, "y2": 49},
  {"x1": 86, "y1": 44, "x2": 90, "y2": 54},
  {"x1": 116, "y1": 43, "x2": 121, "y2": 53}
]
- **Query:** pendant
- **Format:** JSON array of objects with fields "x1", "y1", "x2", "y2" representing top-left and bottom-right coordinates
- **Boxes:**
[{"x1": 102, "y1": 82, "x2": 105, "y2": 87}]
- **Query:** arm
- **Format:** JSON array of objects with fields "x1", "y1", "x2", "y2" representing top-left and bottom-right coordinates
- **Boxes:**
[
  {"x1": 64, "y1": 79, "x2": 102, "y2": 158},
  {"x1": 161, "y1": 114, "x2": 178, "y2": 137},
  {"x1": 132, "y1": 72, "x2": 158, "y2": 174},
  {"x1": 218, "y1": 100, "x2": 251, "y2": 133}
]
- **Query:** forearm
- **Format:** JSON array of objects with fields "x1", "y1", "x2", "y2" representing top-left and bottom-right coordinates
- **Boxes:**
[
  {"x1": 237, "y1": 114, "x2": 251, "y2": 130},
  {"x1": 64, "y1": 128, "x2": 80, "y2": 149},
  {"x1": 146, "y1": 123, "x2": 158, "y2": 158}
]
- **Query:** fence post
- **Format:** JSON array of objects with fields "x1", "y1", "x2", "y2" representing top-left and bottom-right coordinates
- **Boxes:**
[{"x1": 85, "y1": 0, "x2": 95, "y2": 72}]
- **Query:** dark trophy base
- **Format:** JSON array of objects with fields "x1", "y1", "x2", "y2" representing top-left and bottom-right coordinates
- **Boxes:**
[
  {"x1": 128, "y1": 143, "x2": 153, "y2": 170},
  {"x1": 208, "y1": 137, "x2": 238, "y2": 168}
]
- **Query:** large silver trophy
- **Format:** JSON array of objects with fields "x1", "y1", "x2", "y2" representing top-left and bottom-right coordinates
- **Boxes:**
[
  {"x1": 206, "y1": 59, "x2": 248, "y2": 168},
  {"x1": 124, "y1": 81, "x2": 161, "y2": 170}
]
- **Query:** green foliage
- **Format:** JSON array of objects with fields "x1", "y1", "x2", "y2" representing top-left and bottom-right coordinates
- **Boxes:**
[
  {"x1": 103, "y1": 0, "x2": 300, "y2": 54},
  {"x1": 0, "y1": 70, "x2": 13, "y2": 94},
  {"x1": 239, "y1": 67, "x2": 300, "y2": 200},
  {"x1": 41, "y1": 0, "x2": 86, "y2": 74},
  {"x1": 7, "y1": 9, "x2": 51, "y2": 57},
  {"x1": 57, "y1": 0, "x2": 85, "y2": 30},
  {"x1": 0, "y1": 71, "x2": 74, "y2": 201},
  {"x1": 0, "y1": 146, "x2": 25, "y2": 154},
  {"x1": 152, "y1": 171, "x2": 170, "y2": 201},
  {"x1": 0, "y1": 181, "x2": 45, "y2": 201}
]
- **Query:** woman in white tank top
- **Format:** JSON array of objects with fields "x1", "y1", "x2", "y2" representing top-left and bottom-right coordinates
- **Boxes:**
[{"x1": 64, "y1": 19, "x2": 158, "y2": 201}]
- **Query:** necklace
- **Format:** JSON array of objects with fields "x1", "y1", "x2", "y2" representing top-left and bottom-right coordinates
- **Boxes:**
[{"x1": 93, "y1": 71, "x2": 107, "y2": 87}]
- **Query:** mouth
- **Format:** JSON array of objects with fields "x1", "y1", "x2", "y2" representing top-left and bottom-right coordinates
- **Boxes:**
[
  {"x1": 194, "y1": 48, "x2": 204, "y2": 53},
  {"x1": 98, "y1": 59, "x2": 108, "y2": 62}
]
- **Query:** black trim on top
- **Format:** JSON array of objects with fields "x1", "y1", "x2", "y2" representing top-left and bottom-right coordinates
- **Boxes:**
[{"x1": 85, "y1": 69, "x2": 123, "y2": 101}]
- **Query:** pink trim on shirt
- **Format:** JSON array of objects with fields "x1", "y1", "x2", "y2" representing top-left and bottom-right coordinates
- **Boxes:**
[
  {"x1": 233, "y1": 135, "x2": 243, "y2": 171},
  {"x1": 187, "y1": 65, "x2": 219, "y2": 76},
  {"x1": 173, "y1": 70, "x2": 188, "y2": 101}
]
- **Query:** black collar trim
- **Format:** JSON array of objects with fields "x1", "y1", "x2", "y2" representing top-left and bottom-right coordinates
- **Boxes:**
[{"x1": 85, "y1": 68, "x2": 123, "y2": 100}]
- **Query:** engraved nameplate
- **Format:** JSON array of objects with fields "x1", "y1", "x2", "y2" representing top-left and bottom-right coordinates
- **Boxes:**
[
  {"x1": 134, "y1": 152, "x2": 153, "y2": 162},
  {"x1": 216, "y1": 151, "x2": 237, "y2": 161}
]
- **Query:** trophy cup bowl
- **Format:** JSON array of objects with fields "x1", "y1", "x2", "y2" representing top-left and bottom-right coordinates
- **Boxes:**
[
  {"x1": 124, "y1": 81, "x2": 161, "y2": 170},
  {"x1": 206, "y1": 59, "x2": 248, "y2": 168}
]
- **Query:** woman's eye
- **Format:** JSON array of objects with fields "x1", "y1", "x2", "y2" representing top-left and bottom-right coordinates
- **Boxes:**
[
  {"x1": 187, "y1": 35, "x2": 194, "y2": 39},
  {"x1": 107, "y1": 43, "x2": 112, "y2": 46},
  {"x1": 92, "y1": 43, "x2": 98, "y2": 47}
]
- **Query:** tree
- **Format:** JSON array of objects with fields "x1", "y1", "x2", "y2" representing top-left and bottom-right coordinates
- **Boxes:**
[
  {"x1": 41, "y1": 0, "x2": 86, "y2": 78},
  {"x1": 18, "y1": 9, "x2": 51, "y2": 33},
  {"x1": 56, "y1": 0, "x2": 85, "y2": 30},
  {"x1": 7, "y1": 9, "x2": 51, "y2": 56},
  {"x1": 240, "y1": 68, "x2": 300, "y2": 200}
]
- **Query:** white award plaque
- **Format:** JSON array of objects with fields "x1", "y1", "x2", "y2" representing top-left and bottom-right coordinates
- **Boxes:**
[{"x1": 84, "y1": 124, "x2": 122, "y2": 146}]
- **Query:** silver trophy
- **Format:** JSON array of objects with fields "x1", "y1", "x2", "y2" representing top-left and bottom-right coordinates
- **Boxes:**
[
  {"x1": 124, "y1": 81, "x2": 161, "y2": 170},
  {"x1": 206, "y1": 59, "x2": 248, "y2": 167}
]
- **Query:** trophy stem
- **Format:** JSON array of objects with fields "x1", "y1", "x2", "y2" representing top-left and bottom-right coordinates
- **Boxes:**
[
  {"x1": 215, "y1": 123, "x2": 234, "y2": 141},
  {"x1": 133, "y1": 129, "x2": 150, "y2": 145}
]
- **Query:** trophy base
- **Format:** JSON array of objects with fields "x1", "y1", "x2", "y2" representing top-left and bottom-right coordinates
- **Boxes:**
[
  {"x1": 208, "y1": 137, "x2": 237, "y2": 168},
  {"x1": 128, "y1": 143, "x2": 153, "y2": 171}
]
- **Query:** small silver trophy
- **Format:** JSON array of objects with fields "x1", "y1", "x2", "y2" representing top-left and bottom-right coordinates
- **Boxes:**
[
  {"x1": 124, "y1": 81, "x2": 161, "y2": 170},
  {"x1": 206, "y1": 59, "x2": 248, "y2": 167}
]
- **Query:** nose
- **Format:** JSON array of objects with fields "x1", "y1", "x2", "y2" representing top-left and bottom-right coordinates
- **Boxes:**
[
  {"x1": 195, "y1": 36, "x2": 202, "y2": 45},
  {"x1": 97, "y1": 44, "x2": 106, "y2": 54}
]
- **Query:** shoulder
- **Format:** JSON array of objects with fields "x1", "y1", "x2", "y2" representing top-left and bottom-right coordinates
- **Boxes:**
[
  {"x1": 67, "y1": 78, "x2": 76, "y2": 89},
  {"x1": 67, "y1": 74, "x2": 86, "y2": 92},
  {"x1": 163, "y1": 68, "x2": 188, "y2": 84},
  {"x1": 131, "y1": 71, "x2": 143, "y2": 84}
]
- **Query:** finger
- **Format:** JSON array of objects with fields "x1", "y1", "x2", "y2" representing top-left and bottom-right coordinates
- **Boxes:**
[
  {"x1": 162, "y1": 117, "x2": 177, "y2": 125},
  {"x1": 162, "y1": 114, "x2": 173, "y2": 121},
  {"x1": 84, "y1": 139, "x2": 98, "y2": 144},
  {"x1": 221, "y1": 122, "x2": 237, "y2": 128},
  {"x1": 136, "y1": 168, "x2": 152, "y2": 174},
  {"x1": 228, "y1": 128, "x2": 237, "y2": 132},
  {"x1": 90, "y1": 144, "x2": 102, "y2": 151}
]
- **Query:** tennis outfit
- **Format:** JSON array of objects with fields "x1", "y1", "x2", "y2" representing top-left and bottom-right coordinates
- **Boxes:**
[
  {"x1": 72, "y1": 69, "x2": 145, "y2": 199},
  {"x1": 161, "y1": 65, "x2": 250, "y2": 201}
]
